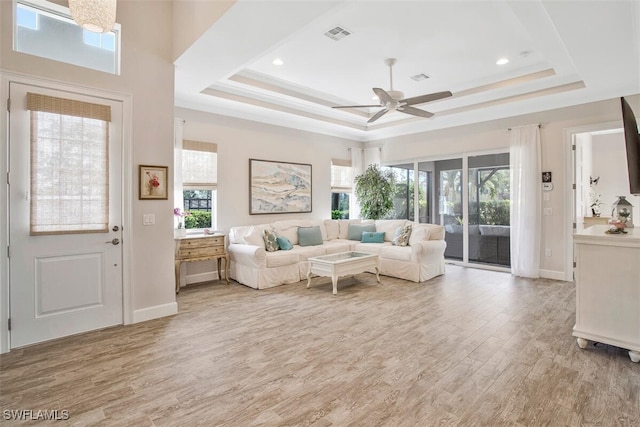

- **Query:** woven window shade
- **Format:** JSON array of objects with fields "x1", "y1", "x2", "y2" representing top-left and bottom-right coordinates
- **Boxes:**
[
  {"x1": 28, "y1": 93, "x2": 110, "y2": 235},
  {"x1": 331, "y1": 159, "x2": 352, "y2": 190},
  {"x1": 27, "y1": 92, "x2": 111, "y2": 122},
  {"x1": 182, "y1": 140, "x2": 217, "y2": 188}
]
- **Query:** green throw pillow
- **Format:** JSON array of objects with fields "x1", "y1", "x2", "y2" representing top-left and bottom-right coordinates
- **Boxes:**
[
  {"x1": 277, "y1": 236, "x2": 293, "y2": 250},
  {"x1": 298, "y1": 226, "x2": 323, "y2": 246},
  {"x1": 347, "y1": 223, "x2": 376, "y2": 240},
  {"x1": 361, "y1": 231, "x2": 385, "y2": 243},
  {"x1": 392, "y1": 224, "x2": 412, "y2": 246},
  {"x1": 263, "y1": 228, "x2": 279, "y2": 252}
]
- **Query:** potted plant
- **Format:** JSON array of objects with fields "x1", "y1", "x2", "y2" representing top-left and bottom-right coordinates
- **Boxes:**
[{"x1": 354, "y1": 164, "x2": 397, "y2": 219}]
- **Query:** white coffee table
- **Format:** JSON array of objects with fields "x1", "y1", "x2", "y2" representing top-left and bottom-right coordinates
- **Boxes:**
[{"x1": 306, "y1": 251, "x2": 380, "y2": 295}]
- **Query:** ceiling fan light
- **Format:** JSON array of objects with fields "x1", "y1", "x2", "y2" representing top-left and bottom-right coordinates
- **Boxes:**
[{"x1": 69, "y1": 0, "x2": 117, "y2": 33}]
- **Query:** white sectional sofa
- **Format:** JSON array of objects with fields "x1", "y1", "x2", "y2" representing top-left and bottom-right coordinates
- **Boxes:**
[{"x1": 227, "y1": 219, "x2": 446, "y2": 289}]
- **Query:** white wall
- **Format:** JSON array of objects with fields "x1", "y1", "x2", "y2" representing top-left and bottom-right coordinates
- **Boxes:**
[
  {"x1": 0, "y1": 0, "x2": 177, "y2": 341},
  {"x1": 176, "y1": 107, "x2": 360, "y2": 232},
  {"x1": 591, "y1": 132, "x2": 640, "y2": 226}
]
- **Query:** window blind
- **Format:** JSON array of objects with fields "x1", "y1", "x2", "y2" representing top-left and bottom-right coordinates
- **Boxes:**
[
  {"x1": 28, "y1": 92, "x2": 111, "y2": 235},
  {"x1": 182, "y1": 140, "x2": 217, "y2": 188},
  {"x1": 331, "y1": 158, "x2": 352, "y2": 190}
]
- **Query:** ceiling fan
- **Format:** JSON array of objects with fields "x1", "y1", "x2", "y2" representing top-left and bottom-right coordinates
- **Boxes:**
[{"x1": 332, "y1": 58, "x2": 452, "y2": 123}]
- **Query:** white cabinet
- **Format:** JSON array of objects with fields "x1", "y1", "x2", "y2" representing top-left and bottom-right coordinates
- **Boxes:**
[{"x1": 573, "y1": 225, "x2": 640, "y2": 362}]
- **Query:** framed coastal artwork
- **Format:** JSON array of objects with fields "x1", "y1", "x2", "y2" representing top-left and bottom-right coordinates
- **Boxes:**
[
  {"x1": 249, "y1": 159, "x2": 312, "y2": 214},
  {"x1": 139, "y1": 165, "x2": 168, "y2": 200}
]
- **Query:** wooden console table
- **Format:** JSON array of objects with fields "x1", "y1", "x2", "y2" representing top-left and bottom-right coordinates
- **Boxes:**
[{"x1": 175, "y1": 234, "x2": 229, "y2": 293}]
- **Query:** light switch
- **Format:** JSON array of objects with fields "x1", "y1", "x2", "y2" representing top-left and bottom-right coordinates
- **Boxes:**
[{"x1": 143, "y1": 214, "x2": 155, "y2": 225}]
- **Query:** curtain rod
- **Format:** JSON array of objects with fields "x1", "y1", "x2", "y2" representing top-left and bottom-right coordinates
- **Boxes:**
[{"x1": 508, "y1": 124, "x2": 541, "y2": 131}]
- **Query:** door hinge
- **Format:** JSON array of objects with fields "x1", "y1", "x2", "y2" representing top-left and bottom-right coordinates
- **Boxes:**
[
  {"x1": 572, "y1": 183, "x2": 576, "y2": 190},
  {"x1": 7, "y1": 318, "x2": 11, "y2": 331},
  {"x1": 573, "y1": 222, "x2": 577, "y2": 229},
  {"x1": 573, "y1": 261, "x2": 577, "y2": 268},
  {"x1": 6, "y1": 98, "x2": 10, "y2": 112},
  {"x1": 7, "y1": 245, "x2": 10, "y2": 258},
  {"x1": 572, "y1": 144, "x2": 576, "y2": 151}
]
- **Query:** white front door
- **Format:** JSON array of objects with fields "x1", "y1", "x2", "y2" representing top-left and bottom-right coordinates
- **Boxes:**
[{"x1": 9, "y1": 82, "x2": 123, "y2": 348}]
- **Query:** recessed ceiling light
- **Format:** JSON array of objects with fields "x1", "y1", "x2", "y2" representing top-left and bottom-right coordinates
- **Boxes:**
[
  {"x1": 496, "y1": 58, "x2": 509, "y2": 65},
  {"x1": 272, "y1": 58, "x2": 284, "y2": 66}
]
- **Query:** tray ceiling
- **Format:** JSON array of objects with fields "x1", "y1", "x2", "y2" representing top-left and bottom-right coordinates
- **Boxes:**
[{"x1": 175, "y1": 0, "x2": 640, "y2": 141}]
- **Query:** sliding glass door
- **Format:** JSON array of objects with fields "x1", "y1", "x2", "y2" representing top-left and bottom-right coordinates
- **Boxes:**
[
  {"x1": 385, "y1": 151, "x2": 510, "y2": 269},
  {"x1": 468, "y1": 153, "x2": 511, "y2": 266},
  {"x1": 434, "y1": 159, "x2": 463, "y2": 261}
]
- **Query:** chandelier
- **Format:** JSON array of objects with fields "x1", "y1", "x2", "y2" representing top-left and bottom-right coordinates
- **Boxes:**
[{"x1": 69, "y1": 0, "x2": 117, "y2": 33}]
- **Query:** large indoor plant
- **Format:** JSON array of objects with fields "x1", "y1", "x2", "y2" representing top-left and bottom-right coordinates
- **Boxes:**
[{"x1": 354, "y1": 164, "x2": 397, "y2": 219}]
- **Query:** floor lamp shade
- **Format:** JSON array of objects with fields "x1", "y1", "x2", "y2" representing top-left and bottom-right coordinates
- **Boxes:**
[{"x1": 69, "y1": 0, "x2": 117, "y2": 33}]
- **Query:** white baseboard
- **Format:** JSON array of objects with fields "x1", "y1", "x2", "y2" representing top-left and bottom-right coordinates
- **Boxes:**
[
  {"x1": 185, "y1": 271, "x2": 219, "y2": 285},
  {"x1": 132, "y1": 302, "x2": 178, "y2": 323},
  {"x1": 539, "y1": 269, "x2": 569, "y2": 281}
]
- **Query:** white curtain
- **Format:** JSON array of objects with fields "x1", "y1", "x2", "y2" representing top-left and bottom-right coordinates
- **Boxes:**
[
  {"x1": 174, "y1": 118, "x2": 184, "y2": 217},
  {"x1": 510, "y1": 124, "x2": 541, "y2": 278},
  {"x1": 350, "y1": 147, "x2": 364, "y2": 219},
  {"x1": 364, "y1": 146, "x2": 381, "y2": 167}
]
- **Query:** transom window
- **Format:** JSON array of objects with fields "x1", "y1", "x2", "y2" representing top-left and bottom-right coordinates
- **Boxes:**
[{"x1": 14, "y1": 0, "x2": 121, "y2": 75}]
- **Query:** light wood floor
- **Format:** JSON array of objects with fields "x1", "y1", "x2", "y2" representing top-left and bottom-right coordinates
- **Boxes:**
[{"x1": 2, "y1": 265, "x2": 639, "y2": 426}]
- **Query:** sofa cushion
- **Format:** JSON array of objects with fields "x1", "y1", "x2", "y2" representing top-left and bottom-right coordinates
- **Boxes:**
[
  {"x1": 324, "y1": 239, "x2": 354, "y2": 254},
  {"x1": 354, "y1": 242, "x2": 386, "y2": 255},
  {"x1": 265, "y1": 251, "x2": 299, "y2": 268},
  {"x1": 338, "y1": 219, "x2": 361, "y2": 239},
  {"x1": 263, "y1": 228, "x2": 279, "y2": 252},
  {"x1": 375, "y1": 220, "x2": 408, "y2": 242},
  {"x1": 348, "y1": 223, "x2": 376, "y2": 240},
  {"x1": 409, "y1": 224, "x2": 430, "y2": 246},
  {"x1": 361, "y1": 231, "x2": 385, "y2": 243},
  {"x1": 324, "y1": 220, "x2": 340, "y2": 240},
  {"x1": 380, "y1": 245, "x2": 412, "y2": 262},
  {"x1": 243, "y1": 224, "x2": 270, "y2": 247},
  {"x1": 277, "y1": 236, "x2": 293, "y2": 250},
  {"x1": 293, "y1": 245, "x2": 326, "y2": 260},
  {"x1": 480, "y1": 225, "x2": 511, "y2": 237},
  {"x1": 298, "y1": 226, "x2": 324, "y2": 246},
  {"x1": 273, "y1": 220, "x2": 311, "y2": 245},
  {"x1": 392, "y1": 224, "x2": 412, "y2": 246}
]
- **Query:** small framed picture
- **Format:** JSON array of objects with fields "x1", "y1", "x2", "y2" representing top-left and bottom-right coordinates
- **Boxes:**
[
  {"x1": 542, "y1": 171, "x2": 552, "y2": 183},
  {"x1": 139, "y1": 165, "x2": 168, "y2": 200}
]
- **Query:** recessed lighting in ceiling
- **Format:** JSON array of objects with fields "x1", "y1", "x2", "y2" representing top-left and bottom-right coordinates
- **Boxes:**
[
  {"x1": 272, "y1": 58, "x2": 284, "y2": 66},
  {"x1": 496, "y1": 58, "x2": 510, "y2": 65}
]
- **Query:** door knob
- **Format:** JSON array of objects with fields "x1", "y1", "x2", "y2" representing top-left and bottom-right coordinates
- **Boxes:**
[
  {"x1": 112, "y1": 225, "x2": 120, "y2": 232},
  {"x1": 106, "y1": 238, "x2": 120, "y2": 245}
]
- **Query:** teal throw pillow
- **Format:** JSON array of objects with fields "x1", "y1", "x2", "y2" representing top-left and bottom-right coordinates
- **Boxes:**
[
  {"x1": 298, "y1": 226, "x2": 323, "y2": 246},
  {"x1": 277, "y1": 236, "x2": 293, "y2": 250},
  {"x1": 263, "y1": 228, "x2": 279, "y2": 252},
  {"x1": 392, "y1": 224, "x2": 412, "y2": 246},
  {"x1": 361, "y1": 231, "x2": 385, "y2": 243},
  {"x1": 347, "y1": 223, "x2": 376, "y2": 241}
]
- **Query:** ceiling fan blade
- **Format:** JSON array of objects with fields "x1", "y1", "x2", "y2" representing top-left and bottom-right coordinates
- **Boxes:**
[
  {"x1": 367, "y1": 108, "x2": 389, "y2": 123},
  {"x1": 401, "y1": 91, "x2": 453, "y2": 106},
  {"x1": 332, "y1": 104, "x2": 381, "y2": 109},
  {"x1": 398, "y1": 105, "x2": 434, "y2": 118},
  {"x1": 372, "y1": 88, "x2": 393, "y2": 104}
]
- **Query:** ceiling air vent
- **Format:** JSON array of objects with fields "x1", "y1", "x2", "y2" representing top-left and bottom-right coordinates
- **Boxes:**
[
  {"x1": 324, "y1": 26, "x2": 352, "y2": 41},
  {"x1": 411, "y1": 73, "x2": 431, "y2": 82}
]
